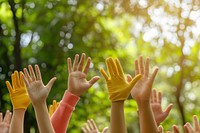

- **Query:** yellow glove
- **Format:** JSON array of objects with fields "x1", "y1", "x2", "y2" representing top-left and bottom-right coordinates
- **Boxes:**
[
  {"x1": 6, "y1": 71, "x2": 30, "y2": 110},
  {"x1": 49, "y1": 100, "x2": 59, "y2": 117},
  {"x1": 100, "y1": 57, "x2": 142, "y2": 102}
]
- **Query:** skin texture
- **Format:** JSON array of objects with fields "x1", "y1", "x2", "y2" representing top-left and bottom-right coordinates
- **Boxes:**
[
  {"x1": 150, "y1": 89, "x2": 173, "y2": 126},
  {"x1": 0, "y1": 111, "x2": 12, "y2": 133},
  {"x1": 23, "y1": 64, "x2": 56, "y2": 133},
  {"x1": 82, "y1": 119, "x2": 108, "y2": 133},
  {"x1": 131, "y1": 56, "x2": 159, "y2": 133},
  {"x1": 5, "y1": 71, "x2": 30, "y2": 133}
]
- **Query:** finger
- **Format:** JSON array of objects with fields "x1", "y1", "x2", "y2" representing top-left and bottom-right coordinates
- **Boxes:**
[
  {"x1": 28, "y1": 65, "x2": 36, "y2": 81},
  {"x1": 115, "y1": 58, "x2": 124, "y2": 76},
  {"x1": 88, "y1": 76, "x2": 100, "y2": 87},
  {"x1": 49, "y1": 105, "x2": 53, "y2": 117},
  {"x1": 14, "y1": 71, "x2": 21, "y2": 88},
  {"x1": 11, "y1": 72, "x2": 17, "y2": 91},
  {"x1": 73, "y1": 54, "x2": 79, "y2": 71},
  {"x1": 46, "y1": 77, "x2": 57, "y2": 91},
  {"x1": 126, "y1": 74, "x2": 132, "y2": 82},
  {"x1": 83, "y1": 57, "x2": 91, "y2": 75},
  {"x1": 149, "y1": 67, "x2": 159, "y2": 86},
  {"x1": 172, "y1": 125, "x2": 180, "y2": 133},
  {"x1": 35, "y1": 65, "x2": 42, "y2": 80},
  {"x1": 67, "y1": 58, "x2": 72, "y2": 73},
  {"x1": 19, "y1": 71, "x2": 25, "y2": 87},
  {"x1": 144, "y1": 57, "x2": 150, "y2": 77},
  {"x1": 78, "y1": 53, "x2": 85, "y2": 71},
  {"x1": 158, "y1": 125, "x2": 163, "y2": 133},
  {"x1": 185, "y1": 123, "x2": 194, "y2": 132},
  {"x1": 100, "y1": 68, "x2": 109, "y2": 81},
  {"x1": 135, "y1": 59, "x2": 139, "y2": 75},
  {"x1": 102, "y1": 127, "x2": 109, "y2": 133},
  {"x1": 129, "y1": 74, "x2": 142, "y2": 88},
  {"x1": 4, "y1": 110, "x2": 12, "y2": 124},
  {"x1": 90, "y1": 119, "x2": 98, "y2": 130},
  {"x1": 87, "y1": 119, "x2": 93, "y2": 130},
  {"x1": 163, "y1": 104, "x2": 173, "y2": 117},
  {"x1": 184, "y1": 124, "x2": 189, "y2": 133},
  {"x1": 0, "y1": 112, "x2": 2, "y2": 122},
  {"x1": 82, "y1": 127, "x2": 87, "y2": 133},
  {"x1": 153, "y1": 89, "x2": 157, "y2": 103},
  {"x1": 23, "y1": 68, "x2": 31, "y2": 83},
  {"x1": 139, "y1": 56, "x2": 144, "y2": 75},
  {"x1": 5, "y1": 81, "x2": 13, "y2": 94},
  {"x1": 158, "y1": 91, "x2": 162, "y2": 104},
  {"x1": 193, "y1": 115, "x2": 200, "y2": 131},
  {"x1": 22, "y1": 73, "x2": 29, "y2": 88},
  {"x1": 106, "y1": 58, "x2": 115, "y2": 76},
  {"x1": 53, "y1": 100, "x2": 57, "y2": 111}
]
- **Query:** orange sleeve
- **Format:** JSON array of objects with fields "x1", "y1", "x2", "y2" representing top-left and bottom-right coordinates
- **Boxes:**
[{"x1": 50, "y1": 91, "x2": 80, "y2": 133}]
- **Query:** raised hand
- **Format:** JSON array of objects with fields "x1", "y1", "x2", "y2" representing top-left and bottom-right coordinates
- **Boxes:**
[
  {"x1": 67, "y1": 53, "x2": 100, "y2": 96},
  {"x1": 22, "y1": 64, "x2": 56, "y2": 133},
  {"x1": 100, "y1": 57, "x2": 142, "y2": 102},
  {"x1": 0, "y1": 111, "x2": 12, "y2": 133},
  {"x1": 49, "y1": 100, "x2": 59, "y2": 117},
  {"x1": 23, "y1": 65, "x2": 56, "y2": 106},
  {"x1": 6, "y1": 71, "x2": 30, "y2": 110},
  {"x1": 131, "y1": 56, "x2": 159, "y2": 133},
  {"x1": 151, "y1": 89, "x2": 173, "y2": 126},
  {"x1": 131, "y1": 56, "x2": 159, "y2": 103},
  {"x1": 184, "y1": 115, "x2": 200, "y2": 133},
  {"x1": 82, "y1": 119, "x2": 108, "y2": 133}
]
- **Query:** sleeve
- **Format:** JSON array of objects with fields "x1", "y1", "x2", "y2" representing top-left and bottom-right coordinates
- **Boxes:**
[{"x1": 50, "y1": 91, "x2": 80, "y2": 133}]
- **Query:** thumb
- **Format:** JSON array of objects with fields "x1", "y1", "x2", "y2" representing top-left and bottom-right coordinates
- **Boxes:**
[
  {"x1": 129, "y1": 74, "x2": 142, "y2": 88},
  {"x1": 102, "y1": 127, "x2": 109, "y2": 133},
  {"x1": 126, "y1": 74, "x2": 132, "y2": 82},
  {"x1": 89, "y1": 76, "x2": 100, "y2": 87},
  {"x1": 163, "y1": 104, "x2": 173, "y2": 116},
  {"x1": 46, "y1": 77, "x2": 57, "y2": 91}
]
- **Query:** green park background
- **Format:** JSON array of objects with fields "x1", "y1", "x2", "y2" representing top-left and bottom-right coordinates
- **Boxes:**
[{"x1": 0, "y1": 0, "x2": 200, "y2": 132}]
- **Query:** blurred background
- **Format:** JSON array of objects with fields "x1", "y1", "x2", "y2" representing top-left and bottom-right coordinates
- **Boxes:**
[{"x1": 1, "y1": 0, "x2": 200, "y2": 132}]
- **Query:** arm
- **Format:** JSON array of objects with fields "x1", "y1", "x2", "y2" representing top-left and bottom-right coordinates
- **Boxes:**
[
  {"x1": 150, "y1": 89, "x2": 173, "y2": 126},
  {"x1": 5, "y1": 71, "x2": 30, "y2": 133},
  {"x1": 131, "y1": 56, "x2": 159, "y2": 133},
  {"x1": 0, "y1": 110, "x2": 12, "y2": 133},
  {"x1": 23, "y1": 65, "x2": 56, "y2": 133},
  {"x1": 51, "y1": 53, "x2": 100, "y2": 133},
  {"x1": 100, "y1": 57, "x2": 142, "y2": 133}
]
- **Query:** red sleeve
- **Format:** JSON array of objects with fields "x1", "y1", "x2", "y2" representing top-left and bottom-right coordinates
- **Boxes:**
[{"x1": 50, "y1": 91, "x2": 80, "y2": 133}]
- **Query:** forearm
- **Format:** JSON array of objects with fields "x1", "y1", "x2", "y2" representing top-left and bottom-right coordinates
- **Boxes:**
[
  {"x1": 9, "y1": 109, "x2": 25, "y2": 133},
  {"x1": 138, "y1": 101, "x2": 158, "y2": 133},
  {"x1": 34, "y1": 103, "x2": 55, "y2": 133},
  {"x1": 110, "y1": 101, "x2": 126, "y2": 133},
  {"x1": 51, "y1": 91, "x2": 79, "y2": 133}
]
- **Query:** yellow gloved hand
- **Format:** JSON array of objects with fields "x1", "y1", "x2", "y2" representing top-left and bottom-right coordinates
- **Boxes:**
[
  {"x1": 49, "y1": 100, "x2": 59, "y2": 117},
  {"x1": 6, "y1": 71, "x2": 30, "y2": 110},
  {"x1": 100, "y1": 57, "x2": 142, "y2": 102}
]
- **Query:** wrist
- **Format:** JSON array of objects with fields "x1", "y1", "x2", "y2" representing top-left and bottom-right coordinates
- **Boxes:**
[{"x1": 62, "y1": 90, "x2": 80, "y2": 106}]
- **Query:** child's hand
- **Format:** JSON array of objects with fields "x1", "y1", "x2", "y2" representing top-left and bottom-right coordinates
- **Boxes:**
[
  {"x1": 82, "y1": 119, "x2": 108, "y2": 133},
  {"x1": 100, "y1": 57, "x2": 142, "y2": 102},
  {"x1": 23, "y1": 65, "x2": 56, "y2": 107},
  {"x1": 67, "y1": 53, "x2": 100, "y2": 96},
  {"x1": 151, "y1": 89, "x2": 173, "y2": 126},
  {"x1": 131, "y1": 56, "x2": 159, "y2": 103},
  {"x1": 6, "y1": 71, "x2": 30, "y2": 110},
  {"x1": 0, "y1": 110, "x2": 12, "y2": 133},
  {"x1": 184, "y1": 115, "x2": 200, "y2": 133}
]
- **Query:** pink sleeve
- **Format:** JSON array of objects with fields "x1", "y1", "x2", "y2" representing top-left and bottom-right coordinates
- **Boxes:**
[{"x1": 50, "y1": 91, "x2": 80, "y2": 133}]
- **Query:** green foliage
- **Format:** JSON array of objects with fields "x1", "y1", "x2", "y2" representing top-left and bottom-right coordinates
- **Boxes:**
[{"x1": 1, "y1": 0, "x2": 200, "y2": 132}]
